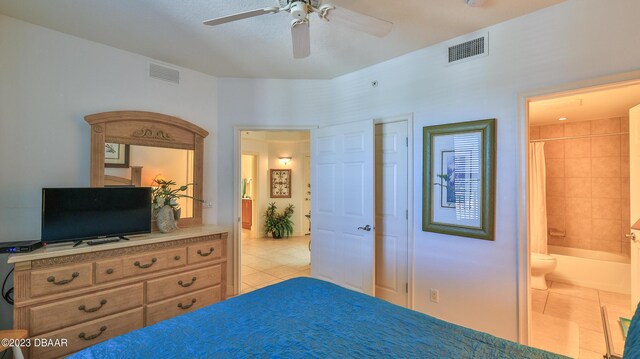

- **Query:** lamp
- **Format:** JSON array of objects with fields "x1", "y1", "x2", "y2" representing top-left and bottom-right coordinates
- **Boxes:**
[
  {"x1": 279, "y1": 157, "x2": 292, "y2": 165},
  {"x1": 632, "y1": 218, "x2": 640, "y2": 230},
  {"x1": 149, "y1": 174, "x2": 165, "y2": 187}
]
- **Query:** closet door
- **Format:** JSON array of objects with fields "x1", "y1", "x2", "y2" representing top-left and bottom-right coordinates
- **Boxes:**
[{"x1": 375, "y1": 121, "x2": 409, "y2": 307}]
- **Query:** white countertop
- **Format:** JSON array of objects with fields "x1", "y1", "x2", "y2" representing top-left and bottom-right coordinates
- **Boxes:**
[{"x1": 8, "y1": 225, "x2": 232, "y2": 264}]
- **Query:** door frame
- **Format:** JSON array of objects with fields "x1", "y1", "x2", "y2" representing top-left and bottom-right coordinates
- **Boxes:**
[
  {"x1": 516, "y1": 71, "x2": 640, "y2": 344},
  {"x1": 374, "y1": 114, "x2": 415, "y2": 309},
  {"x1": 232, "y1": 125, "x2": 317, "y2": 296}
]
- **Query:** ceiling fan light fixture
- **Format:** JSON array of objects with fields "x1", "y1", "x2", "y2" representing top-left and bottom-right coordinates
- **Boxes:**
[{"x1": 291, "y1": 19, "x2": 310, "y2": 58}]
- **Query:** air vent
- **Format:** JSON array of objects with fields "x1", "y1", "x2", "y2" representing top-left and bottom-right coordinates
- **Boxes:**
[
  {"x1": 448, "y1": 34, "x2": 487, "y2": 64},
  {"x1": 149, "y1": 63, "x2": 180, "y2": 84}
]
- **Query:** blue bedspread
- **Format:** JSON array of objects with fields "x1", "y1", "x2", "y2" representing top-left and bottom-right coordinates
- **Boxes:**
[
  {"x1": 625, "y1": 303, "x2": 640, "y2": 358},
  {"x1": 70, "y1": 277, "x2": 564, "y2": 358}
]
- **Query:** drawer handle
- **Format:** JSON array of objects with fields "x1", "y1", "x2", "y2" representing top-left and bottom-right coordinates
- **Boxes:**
[
  {"x1": 78, "y1": 299, "x2": 107, "y2": 313},
  {"x1": 78, "y1": 326, "x2": 107, "y2": 341},
  {"x1": 177, "y1": 298, "x2": 196, "y2": 310},
  {"x1": 174, "y1": 255, "x2": 181, "y2": 261},
  {"x1": 106, "y1": 268, "x2": 114, "y2": 275},
  {"x1": 178, "y1": 277, "x2": 197, "y2": 288},
  {"x1": 197, "y1": 248, "x2": 215, "y2": 257},
  {"x1": 134, "y1": 257, "x2": 157, "y2": 269},
  {"x1": 47, "y1": 272, "x2": 79, "y2": 285}
]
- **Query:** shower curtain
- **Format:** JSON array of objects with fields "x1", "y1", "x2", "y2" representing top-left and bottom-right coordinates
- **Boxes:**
[{"x1": 529, "y1": 142, "x2": 548, "y2": 254}]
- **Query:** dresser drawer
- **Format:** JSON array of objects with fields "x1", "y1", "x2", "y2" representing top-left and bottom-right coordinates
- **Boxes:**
[
  {"x1": 188, "y1": 240, "x2": 223, "y2": 264},
  {"x1": 29, "y1": 283, "x2": 144, "y2": 336},
  {"x1": 30, "y1": 263, "x2": 93, "y2": 297},
  {"x1": 166, "y1": 247, "x2": 187, "y2": 269},
  {"x1": 95, "y1": 258, "x2": 123, "y2": 284},
  {"x1": 146, "y1": 286, "x2": 221, "y2": 326},
  {"x1": 122, "y1": 248, "x2": 185, "y2": 277},
  {"x1": 30, "y1": 307, "x2": 144, "y2": 359},
  {"x1": 146, "y1": 265, "x2": 222, "y2": 303}
]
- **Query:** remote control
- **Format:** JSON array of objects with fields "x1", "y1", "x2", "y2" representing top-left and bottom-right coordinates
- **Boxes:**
[{"x1": 86, "y1": 237, "x2": 121, "y2": 246}]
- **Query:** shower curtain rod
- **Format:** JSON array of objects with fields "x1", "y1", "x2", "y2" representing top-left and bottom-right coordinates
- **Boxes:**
[{"x1": 529, "y1": 131, "x2": 628, "y2": 143}]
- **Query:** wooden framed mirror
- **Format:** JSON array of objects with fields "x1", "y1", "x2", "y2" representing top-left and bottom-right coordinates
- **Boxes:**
[{"x1": 85, "y1": 111, "x2": 209, "y2": 227}]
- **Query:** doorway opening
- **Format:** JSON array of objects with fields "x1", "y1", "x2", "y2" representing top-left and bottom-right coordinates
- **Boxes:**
[
  {"x1": 525, "y1": 81, "x2": 640, "y2": 357},
  {"x1": 234, "y1": 117, "x2": 413, "y2": 308},
  {"x1": 239, "y1": 130, "x2": 312, "y2": 294}
]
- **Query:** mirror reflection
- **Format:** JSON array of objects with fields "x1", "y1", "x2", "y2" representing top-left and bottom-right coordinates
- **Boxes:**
[{"x1": 104, "y1": 143, "x2": 195, "y2": 218}]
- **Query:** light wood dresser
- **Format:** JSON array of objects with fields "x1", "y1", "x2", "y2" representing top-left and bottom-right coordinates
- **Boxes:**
[{"x1": 7, "y1": 225, "x2": 230, "y2": 359}]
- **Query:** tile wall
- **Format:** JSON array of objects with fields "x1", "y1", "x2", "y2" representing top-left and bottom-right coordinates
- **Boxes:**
[{"x1": 530, "y1": 117, "x2": 630, "y2": 256}]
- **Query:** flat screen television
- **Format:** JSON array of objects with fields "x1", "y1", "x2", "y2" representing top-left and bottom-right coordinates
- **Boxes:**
[{"x1": 42, "y1": 187, "x2": 152, "y2": 244}]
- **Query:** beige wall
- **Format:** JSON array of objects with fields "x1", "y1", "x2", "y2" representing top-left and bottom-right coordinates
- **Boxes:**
[
  {"x1": 241, "y1": 154, "x2": 255, "y2": 198},
  {"x1": 531, "y1": 117, "x2": 630, "y2": 256},
  {"x1": 242, "y1": 140, "x2": 269, "y2": 238}
]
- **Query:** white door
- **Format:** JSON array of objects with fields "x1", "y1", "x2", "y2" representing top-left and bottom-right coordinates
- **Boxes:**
[
  {"x1": 375, "y1": 122, "x2": 409, "y2": 307},
  {"x1": 630, "y1": 104, "x2": 640, "y2": 310},
  {"x1": 311, "y1": 120, "x2": 376, "y2": 294}
]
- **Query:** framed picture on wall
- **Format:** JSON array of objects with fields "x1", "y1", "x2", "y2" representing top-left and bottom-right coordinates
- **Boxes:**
[
  {"x1": 270, "y1": 169, "x2": 291, "y2": 198},
  {"x1": 104, "y1": 143, "x2": 130, "y2": 168},
  {"x1": 422, "y1": 119, "x2": 496, "y2": 240}
]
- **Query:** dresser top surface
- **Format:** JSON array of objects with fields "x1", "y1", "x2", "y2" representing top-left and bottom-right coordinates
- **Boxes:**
[{"x1": 8, "y1": 225, "x2": 231, "y2": 264}]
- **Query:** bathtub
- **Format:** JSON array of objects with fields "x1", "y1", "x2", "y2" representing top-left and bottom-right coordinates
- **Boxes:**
[{"x1": 546, "y1": 245, "x2": 630, "y2": 294}]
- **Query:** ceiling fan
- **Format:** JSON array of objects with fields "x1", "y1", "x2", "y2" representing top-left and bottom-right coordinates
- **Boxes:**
[{"x1": 203, "y1": 0, "x2": 393, "y2": 59}]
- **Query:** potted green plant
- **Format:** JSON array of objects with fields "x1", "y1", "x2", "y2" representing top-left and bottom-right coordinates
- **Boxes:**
[
  {"x1": 264, "y1": 202, "x2": 294, "y2": 239},
  {"x1": 152, "y1": 178, "x2": 200, "y2": 233}
]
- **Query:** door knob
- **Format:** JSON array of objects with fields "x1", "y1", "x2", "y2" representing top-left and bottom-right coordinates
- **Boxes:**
[
  {"x1": 357, "y1": 225, "x2": 372, "y2": 231},
  {"x1": 626, "y1": 233, "x2": 637, "y2": 242}
]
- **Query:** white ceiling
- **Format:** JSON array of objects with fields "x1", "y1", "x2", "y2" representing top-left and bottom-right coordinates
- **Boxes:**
[
  {"x1": 529, "y1": 84, "x2": 640, "y2": 125},
  {"x1": 0, "y1": 0, "x2": 565, "y2": 79}
]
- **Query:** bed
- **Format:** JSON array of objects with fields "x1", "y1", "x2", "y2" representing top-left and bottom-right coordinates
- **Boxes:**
[
  {"x1": 69, "y1": 277, "x2": 568, "y2": 358},
  {"x1": 624, "y1": 301, "x2": 640, "y2": 358}
]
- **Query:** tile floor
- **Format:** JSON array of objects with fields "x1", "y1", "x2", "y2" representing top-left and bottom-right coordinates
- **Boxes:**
[
  {"x1": 531, "y1": 281, "x2": 632, "y2": 359},
  {"x1": 240, "y1": 230, "x2": 311, "y2": 294}
]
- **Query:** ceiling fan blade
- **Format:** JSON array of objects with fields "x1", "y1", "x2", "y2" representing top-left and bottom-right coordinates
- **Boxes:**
[
  {"x1": 291, "y1": 20, "x2": 310, "y2": 59},
  {"x1": 322, "y1": 5, "x2": 392, "y2": 37},
  {"x1": 203, "y1": 7, "x2": 280, "y2": 26}
]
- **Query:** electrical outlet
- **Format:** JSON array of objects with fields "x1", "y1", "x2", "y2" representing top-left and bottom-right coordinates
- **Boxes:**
[
  {"x1": 203, "y1": 201, "x2": 213, "y2": 209},
  {"x1": 430, "y1": 288, "x2": 439, "y2": 303}
]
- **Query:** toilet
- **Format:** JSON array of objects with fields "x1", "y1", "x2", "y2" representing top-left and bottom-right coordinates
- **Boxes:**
[{"x1": 530, "y1": 253, "x2": 557, "y2": 290}]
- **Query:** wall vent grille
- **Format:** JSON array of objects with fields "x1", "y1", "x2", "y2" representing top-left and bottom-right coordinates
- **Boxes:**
[
  {"x1": 149, "y1": 63, "x2": 180, "y2": 84},
  {"x1": 448, "y1": 36, "x2": 487, "y2": 63}
]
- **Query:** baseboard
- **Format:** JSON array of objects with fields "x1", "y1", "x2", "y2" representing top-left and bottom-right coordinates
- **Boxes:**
[{"x1": 547, "y1": 274, "x2": 629, "y2": 294}]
